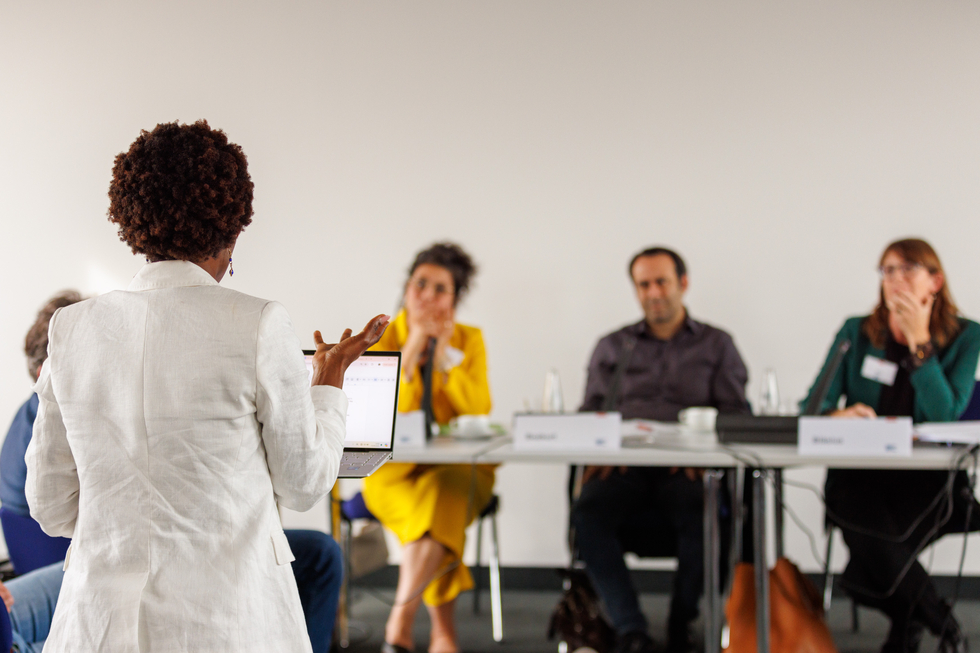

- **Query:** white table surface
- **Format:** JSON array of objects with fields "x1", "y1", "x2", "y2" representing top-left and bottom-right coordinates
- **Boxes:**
[
  {"x1": 477, "y1": 434, "x2": 973, "y2": 471},
  {"x1": 390, "y1": 434, "x2": 509, "y2": 464},
  {"x1": 387, "y1": 426, "x2": 974, "y2": 470}
]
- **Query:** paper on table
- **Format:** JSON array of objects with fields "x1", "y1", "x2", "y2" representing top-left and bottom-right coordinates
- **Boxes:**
[
  {"x1": 620, "y1": 419, "x2": 717, "y2": 449},
  {"x1": 914, "y1": 421, "x2": 980, "y2": 445},
  {"x1": 394, "y1": 410, "x2": 426, "y2": 448},
  {"x1": 621, "y1": 419, "x2": 683, "y2": 437}
]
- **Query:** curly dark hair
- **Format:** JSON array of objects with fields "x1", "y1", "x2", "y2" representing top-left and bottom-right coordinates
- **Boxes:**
[
  {"x1": 407, "y1": 242, "x2": 477, "y2": 306},
  {"x1": 25, "y1": 290, "x2": 84, "y2": 381},
  {"x1": 108, "y1": 120, "x2": 253, "y2": 261}
]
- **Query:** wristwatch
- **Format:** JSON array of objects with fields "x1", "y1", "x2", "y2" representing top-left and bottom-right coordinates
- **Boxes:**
[{"x1": 909, "y1": 341, "x2": 935, "y2": 369}]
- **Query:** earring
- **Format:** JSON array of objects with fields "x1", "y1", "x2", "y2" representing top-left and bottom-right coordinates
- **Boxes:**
[{"x1": 229, "y1": 257, "x2": 234, "y2": 277}]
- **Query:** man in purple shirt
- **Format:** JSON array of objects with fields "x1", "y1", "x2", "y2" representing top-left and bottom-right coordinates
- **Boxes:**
[{"x1": 571, "y1": 247, "x2": 749, "y2": 653}]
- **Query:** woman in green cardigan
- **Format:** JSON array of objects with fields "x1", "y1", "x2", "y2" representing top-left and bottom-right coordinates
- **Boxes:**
[{"x1": 803, "y1": 238, "x2": 980, "y2": 653}]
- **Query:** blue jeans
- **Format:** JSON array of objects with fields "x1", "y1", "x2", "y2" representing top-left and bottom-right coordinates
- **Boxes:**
[
  {"x1": 4, "y1": 531, "x2": 342, "y2": 652},
  {"x1": 6, "y1": 561, "x2": 64, "y2": 653},
  {"x1": 570, "y1": 467, "x2": 704, "y2": 638},
  {"x1": 286, "y1": 529, "x2": 344, "y2": 653}
]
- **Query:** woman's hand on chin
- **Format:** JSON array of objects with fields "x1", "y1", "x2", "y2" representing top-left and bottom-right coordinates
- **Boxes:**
[
  {"x1": 889, "y1": 290, "x2": 933, "y2": 350},
  {"x1": 311, "y1": 314, "x2": 390, "y2": 388},
  {"x1": 830, "y1": 403, "x2": 877, "y2": 419}
]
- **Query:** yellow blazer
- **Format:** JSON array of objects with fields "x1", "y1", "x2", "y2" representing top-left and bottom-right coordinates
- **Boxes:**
[
  {"x1": 363, "y1": 310, "x2": 495, "y2": 606},
  {"x1": 379, "y1": 310, "x2": 492, "y2": 420}
]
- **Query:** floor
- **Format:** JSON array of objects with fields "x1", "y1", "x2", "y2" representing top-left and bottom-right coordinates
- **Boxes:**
[{"x1": 342, "y1": 588, "x2": 980, "y2": 653}]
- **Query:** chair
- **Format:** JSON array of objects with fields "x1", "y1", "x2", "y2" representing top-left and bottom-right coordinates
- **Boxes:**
[
  {"x1": 0, "y1": 507, "x2": 70, "y2": 575},
  {"x1": 958, "y1": 380, "x2": 980, "y2": 420},
  {"x1": 334, "y1": 492, "x2": 377, "y2": 649},
  {"x1": 471, "y1": 494, "x2": 504, "y2": 643},
  {"x1": 335, "y1": 491, "x2": 504, "y2": 647},
  {"x1": 821, "y1": 525, "x2": 860, "y2": 632}
]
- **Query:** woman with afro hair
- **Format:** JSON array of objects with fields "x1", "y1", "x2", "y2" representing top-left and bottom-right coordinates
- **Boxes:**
[{"x1": 25, "y1": 120, "x2": 389, "y2": 652}]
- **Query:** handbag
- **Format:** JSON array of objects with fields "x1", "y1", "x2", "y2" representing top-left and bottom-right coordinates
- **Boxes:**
[
  {"x1": 724, "y1": 558, "x2": 837, "y2": 653},
  {"x1": 547, "y1": 568, "x2": 616, "y2": 653}
]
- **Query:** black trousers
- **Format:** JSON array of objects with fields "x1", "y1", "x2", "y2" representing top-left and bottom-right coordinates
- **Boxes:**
[
  {"x1": 570, "y1": 467, "x2": 717, "y2": 637},
  {"x1": 826, "y1": 469, "x2": 980, "y2": 635}
]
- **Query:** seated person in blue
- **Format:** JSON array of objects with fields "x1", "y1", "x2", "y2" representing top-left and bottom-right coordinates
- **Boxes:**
[
  {"x1": 570, "y1": 247, "x2": 750, "y2": 653},
  {"x1": 0, "y1": 291, "x2": 344, "y2": 653},
  {"x1": 1, "y1": 562, "x2": 65, "y2": 653},
  {"x1": 802, "y1": 239, "x2": 980, "y2": 653}
]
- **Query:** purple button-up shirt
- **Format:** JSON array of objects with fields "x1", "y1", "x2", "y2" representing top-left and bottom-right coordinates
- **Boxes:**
[{"x1": 580, "y1": 313, "x2": 750, "y2": 421}]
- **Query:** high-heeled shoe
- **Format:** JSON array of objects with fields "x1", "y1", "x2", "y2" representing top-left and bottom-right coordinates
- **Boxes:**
[{"x1": 382, "y1": 642, "x2": 414, "y2": 653}]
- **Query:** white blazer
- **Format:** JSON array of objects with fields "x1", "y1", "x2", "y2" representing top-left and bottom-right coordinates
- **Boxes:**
[{"x1": 26, "y1": 261, "x2": 347, "y2": 652}]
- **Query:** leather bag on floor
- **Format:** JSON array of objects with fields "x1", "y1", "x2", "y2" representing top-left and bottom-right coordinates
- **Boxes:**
[
  {"x1": 547, "y1": 568, "x2": 616, "y2": 653},
  {"x1": 724, "y1": 557, "x2": 837, "y2": 653}
]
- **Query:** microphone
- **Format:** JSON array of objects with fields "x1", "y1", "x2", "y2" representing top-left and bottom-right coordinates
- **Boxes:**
[{"x1": 803, "y1": 339, "x2": 851, "y2": 416}]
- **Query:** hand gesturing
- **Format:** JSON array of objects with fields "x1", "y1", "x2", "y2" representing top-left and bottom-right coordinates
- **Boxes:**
[{"x1": 311, "y1": 314, "x2": 390, "y2": 388}]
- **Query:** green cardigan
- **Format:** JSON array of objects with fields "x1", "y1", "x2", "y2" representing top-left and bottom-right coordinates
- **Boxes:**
[{"x1": 801, "y1": 316, "x2": 980, "y2": 423}]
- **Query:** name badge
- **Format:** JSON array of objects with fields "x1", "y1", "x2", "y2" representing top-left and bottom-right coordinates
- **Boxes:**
[{"x1": 861, "y1": 355, "x2": 898, "y2": 386}]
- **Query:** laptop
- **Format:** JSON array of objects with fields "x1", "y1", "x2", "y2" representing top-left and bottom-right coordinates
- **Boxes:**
[{"x1": 303, "y1": 349, "x2": 402, "y2": 477}]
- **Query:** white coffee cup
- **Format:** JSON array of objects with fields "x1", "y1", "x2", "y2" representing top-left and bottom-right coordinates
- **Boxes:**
[
  {"x1": 451, "y1": 414, "x2": 492, "y2": 436},
  {"x1": 677, "y1": 406, "x2": 718, "y2": 432}
]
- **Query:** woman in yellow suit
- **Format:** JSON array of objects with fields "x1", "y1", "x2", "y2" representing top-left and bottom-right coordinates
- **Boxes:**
[{"x1": 363, "y1": 242, "x2": 495, "y2": 653}]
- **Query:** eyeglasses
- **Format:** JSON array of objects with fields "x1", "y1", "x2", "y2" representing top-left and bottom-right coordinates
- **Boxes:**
[{"x1": 878, "y1": 262, "x2": 923, "y2": 280}]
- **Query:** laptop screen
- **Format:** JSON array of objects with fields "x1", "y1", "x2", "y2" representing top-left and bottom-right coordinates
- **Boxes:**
[{"x1": 303, "y1": 350, "x2": 401, "y2": 450}]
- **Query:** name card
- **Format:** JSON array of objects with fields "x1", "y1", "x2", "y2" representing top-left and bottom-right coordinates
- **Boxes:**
[
  {"x1": 513, "y1": 412, "x2": 622, "y2": 451},
  {"x1": 394, "y1": 410, "x2": 426, "y2": 448},
  {"x1": 798, "y1": 416, "x2": 912, "y2": 457}
]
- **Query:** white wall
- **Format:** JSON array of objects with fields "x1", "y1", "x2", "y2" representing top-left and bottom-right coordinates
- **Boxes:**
[{"x1": 2, "y1": 1, "x2": 980, "y2": 574}]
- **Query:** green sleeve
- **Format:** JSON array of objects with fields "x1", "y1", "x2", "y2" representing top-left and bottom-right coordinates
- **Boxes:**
[{"x1": 910, "y1": 321, "x2": 980, "y2": 422}]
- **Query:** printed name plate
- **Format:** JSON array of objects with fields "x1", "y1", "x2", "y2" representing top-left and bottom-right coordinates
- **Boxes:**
[
  {"x1": 513, "y1": 412, "x2": 622, "y2": 451},
  {"x1": 394, "y1": 410, "x2": 426, "y2": 448},
  {"x1": 798, "y1": 416, "x2": 912, "y2": 457}
]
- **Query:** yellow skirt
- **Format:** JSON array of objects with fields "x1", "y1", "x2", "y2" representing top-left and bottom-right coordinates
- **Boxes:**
[{"x1": 362, "y1": 462, "x2": 496, "y2": 606}]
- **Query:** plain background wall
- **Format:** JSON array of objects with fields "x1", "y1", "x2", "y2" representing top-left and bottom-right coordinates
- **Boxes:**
[{"x1": 2, "y1": 1, "x2": 980, "y2": 574}]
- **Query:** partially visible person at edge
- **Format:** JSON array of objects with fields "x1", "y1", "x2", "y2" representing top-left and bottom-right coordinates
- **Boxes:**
[
  {"x1": 802, "y1": 238, "x2": 980, "y2": 653},
  {"x1": 0, "y1": 291, "x2": 344, "y2": 652},
  {"x1": 24, "y1": 120, "x2": 389, "y2": 652},
  {"x1": 571, "y1": 246, "x2": 750, "y2": 653},
  {"x1": 361, "y1": 242, "x2": 494, "y2": 653}
]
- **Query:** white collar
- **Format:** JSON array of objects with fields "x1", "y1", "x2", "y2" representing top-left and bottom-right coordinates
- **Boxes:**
[{"x1": 127, "y1": 261, "x2": 219, "y2": 291}]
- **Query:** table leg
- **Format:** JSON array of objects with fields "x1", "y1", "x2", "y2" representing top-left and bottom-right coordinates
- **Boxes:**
[
  {"x1": 772, "y1": 469, "x2": 784, "y2": 561},
  {"x1": 703, "y1": 470, "x2": 722, "y2": 653},
  {"x1": 752, "y1": 470, "x2": 769, "y2": 653},
  {"x1": 729, "y1": 465, "x2": 745, "y2": 596}
]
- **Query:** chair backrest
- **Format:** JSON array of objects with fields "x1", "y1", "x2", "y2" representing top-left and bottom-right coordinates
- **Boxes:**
[
  {"x1": 0, "y1": 506, "x2": 70, "y2": 575},
  {"x1": 959, "y1": 381, "x2": 980, "y2": 421},
  {"x1": 340, "y1": 492, "x2": 376, "y2": 521},
  {"x1": 0, "y1": 597, "x2": 12, "y2": 653}
]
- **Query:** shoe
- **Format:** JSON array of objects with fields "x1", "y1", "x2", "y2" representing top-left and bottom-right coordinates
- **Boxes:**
[
  {"x1": 382, "y1": 642, "x2": 413, "y2": 653},
  {"x1": 615, "y1": 631, "x2": 658, "y2": 653},
  {"x1": 881, "y1": 621, "x2": 924, "y2": 653},
  {"x1": 937, "y1": 618, "x2": 968, "y2": 653}
]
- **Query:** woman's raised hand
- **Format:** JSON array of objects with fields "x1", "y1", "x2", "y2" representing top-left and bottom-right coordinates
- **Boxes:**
[
  {"x1": 889, "y1": 290, "x2": 934, "y2": 351},
  {"x1": 831, "y1": 403, "x2": 877, "y2": 419},
  {"x1": 311, "y1": 314, "x2": 390, "y2": 388}
]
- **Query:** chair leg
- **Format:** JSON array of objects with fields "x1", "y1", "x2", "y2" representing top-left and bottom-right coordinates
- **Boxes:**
[
  {"x1": 851, "y1": 600, "x2": 860, "y2": 633},
  {"x1": 340, "y1": 519, "x2": 352, "y2": 648},
  {"x1": 822, "y1": 527, "x2": 834, "y2": 613},
  {"x1": 474, "y1": 517, "x2": 484, "y2": 614},
  {"x1": 490, "y1": 513, "x2": 503, "y2": 643}
]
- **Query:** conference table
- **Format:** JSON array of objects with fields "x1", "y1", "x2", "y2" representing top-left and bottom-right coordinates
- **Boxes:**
[{"x1": 385, "y1": 429, "x2": 975, "y2": 653}]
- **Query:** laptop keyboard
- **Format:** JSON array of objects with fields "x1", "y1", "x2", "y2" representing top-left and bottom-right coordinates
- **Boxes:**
[{"x1": 339, "y1": 451, "x2": 392, "y2": 477}]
